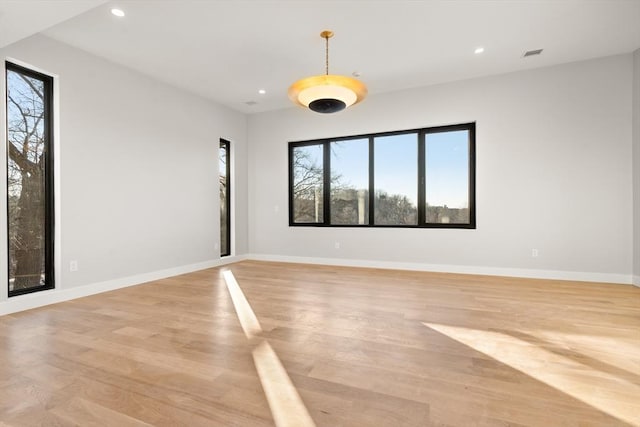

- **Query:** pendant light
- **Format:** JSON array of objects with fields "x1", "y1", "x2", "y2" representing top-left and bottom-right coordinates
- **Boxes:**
[{"x1": 288, "y1": 30, "x2": 367, "y2": 114}]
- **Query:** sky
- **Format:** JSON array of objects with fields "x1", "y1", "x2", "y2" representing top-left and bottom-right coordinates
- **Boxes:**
[{"x1": 329, "y1": 130, "x2": 469, "y2": 208}]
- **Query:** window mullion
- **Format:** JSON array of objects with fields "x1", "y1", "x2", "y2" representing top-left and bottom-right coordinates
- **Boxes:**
[
  {"x1": 417, "y1": 131, "x2": 426, "y2": 226},
  {"x1": 368, "y1": 136, "x2": 375, "y2": 226},
  {"x1": 469, "y1": 125, "x2": 477, "y2": 228},
  {"x1": 323, "y1": 141, "x2": 331, "y2": 225}
]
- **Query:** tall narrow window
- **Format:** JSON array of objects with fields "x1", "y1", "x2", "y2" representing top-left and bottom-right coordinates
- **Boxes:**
[
  {"x1": 219, "y1": 139, "x2": 230, "y2": 257},
  {"x1": 6, "y1": 62, "x2": 54, "y2": 296}
]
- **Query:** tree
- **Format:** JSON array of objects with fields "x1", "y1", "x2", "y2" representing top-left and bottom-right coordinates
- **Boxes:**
[
  {"x1": 6, "y1": 70, "x2": 48, "y2": 291},
  {"x1": 291, "y1": 147, "x2": 324, "y2": 222},
  {"x1": 374, "y1": 191, "x2": 417, "y2": 225},
  {"x1": 330, "y1": 188, "x2": 368, "y2": 225}
]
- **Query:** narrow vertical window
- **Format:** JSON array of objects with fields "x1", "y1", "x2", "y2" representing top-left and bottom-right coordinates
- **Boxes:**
[
  {"x1": 219, "y1": 139, "x2": 230, "y2": 257},
  {"x1": 6, "y1": 62, "x2": 54, "y2": 296}
]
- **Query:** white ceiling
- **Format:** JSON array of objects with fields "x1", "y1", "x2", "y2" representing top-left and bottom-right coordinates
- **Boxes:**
[
  {"x1": 0, "y1": 0, "x2": 106, "y2": 48},
  {"x1": 3, "y1": 0, "x2": 640, "y2": 114}
]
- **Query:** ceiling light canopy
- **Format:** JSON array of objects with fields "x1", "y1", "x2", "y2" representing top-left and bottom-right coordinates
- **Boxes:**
[
  {"x1": 523, "y1": 48, "x2": 544, "y2": 57},
  {"x1": 288, "y1": 31, "x2": 367, "y2": 114},
  {"x1": 110, "y1": 8, "x2": 125, "y2": 17}
]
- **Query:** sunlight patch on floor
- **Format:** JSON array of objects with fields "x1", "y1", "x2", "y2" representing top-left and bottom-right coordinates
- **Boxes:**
[
  {"x1": 223, "y1": 270, "x2": 316, "y2": 427},
  {"x1": 253, "y1": 340, "x2": 316, "y2": 427},
  {"x1": 534, "y1": 329, "x2": 640, "y2": 375},
  {"x1": 423, "y1": 322, "x2": 640, "y2": 426},
  {"x1": 222, "y1": 270, "x2": 263, "y2": 339}
]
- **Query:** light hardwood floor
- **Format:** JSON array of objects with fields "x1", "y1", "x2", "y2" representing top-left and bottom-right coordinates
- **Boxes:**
[{"x1": 1, "y1": 260, "x2": 639, "y2": 426}]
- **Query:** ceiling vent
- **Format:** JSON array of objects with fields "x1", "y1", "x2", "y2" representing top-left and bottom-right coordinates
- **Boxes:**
[
  {"x1": 523, "y1": 49, "x2": 543, "y2": 58},
  {"x1": 244, "y1": 101, "x2": 258, "y2": 106}
]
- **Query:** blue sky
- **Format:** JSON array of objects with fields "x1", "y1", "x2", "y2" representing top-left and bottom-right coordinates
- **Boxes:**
[
  {"x1": 425, "y1": 130, "x2": 469, "y2": 208},
  {"x1": 373, "y1": 133, "x2": 417, "y2": 203},
  {"x1": 329, "y1": 130, "x2": 469, "y2": 208}
]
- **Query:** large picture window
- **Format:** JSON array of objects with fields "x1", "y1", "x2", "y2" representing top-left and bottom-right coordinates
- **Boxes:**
[
  {"x1": 6, "y1": 62, "x2": 55, "y2": 296},
  {"x1": 288, "y1": 123, "x2": 475, "y2": 228}
]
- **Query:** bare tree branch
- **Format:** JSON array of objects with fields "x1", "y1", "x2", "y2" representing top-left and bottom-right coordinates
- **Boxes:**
[{"x1": 19, "y1": 74, "x2": 44, "y2": 101}]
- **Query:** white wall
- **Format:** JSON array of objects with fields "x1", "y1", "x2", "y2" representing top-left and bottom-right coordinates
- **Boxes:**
[
  {"x1": 633, "y1": 49, "x2": 640, "y2": 286},
  {"x1": 0, "y1": 35, "x2": 248, "y2": 313},
  {"x1": 248, "y1": 54, "x2": 634, "y2": 283}
]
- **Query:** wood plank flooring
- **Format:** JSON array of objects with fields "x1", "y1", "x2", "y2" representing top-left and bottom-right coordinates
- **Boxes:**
[{"x1": 0, "y1": 260, "x2": 639, "y2": 426}]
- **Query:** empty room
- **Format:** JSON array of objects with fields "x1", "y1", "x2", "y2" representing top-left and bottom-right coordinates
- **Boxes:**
[{"x1": 1, "y1": 1, "x2": 639, "y2": 426}]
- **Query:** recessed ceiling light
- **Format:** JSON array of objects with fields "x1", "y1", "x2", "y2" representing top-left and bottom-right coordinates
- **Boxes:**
[
  {"x1": 474, "y1": 47, "x2": 484, "y2": 54},
  {"x1": 258, "y1": 89, "x2": 266, "y2": 95},
  {"x1": 111, "y1": 8, "x2": 125, "y2": 17}
]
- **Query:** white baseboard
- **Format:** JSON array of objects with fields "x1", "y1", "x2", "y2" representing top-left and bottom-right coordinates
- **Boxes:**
[
  {"x1": 0, "y1": 255, "x2": 247, "y2": 316},
  {"x1": 245, "y1": 253, "x2": 633, "y2": 285},
  {"x1": 633, "y1": 275, "x2": 640, "y2": 287}
]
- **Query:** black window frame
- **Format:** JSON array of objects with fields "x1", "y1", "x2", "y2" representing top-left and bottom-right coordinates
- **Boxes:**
[
  {"x1": 5, "y1": 61, "x2": 55, "y2": 297},
  {"x1": 220, "y1": 139, "x2": 231, "y2": 257},
  {"x1": 288, "y1": 122, "x2": 476, "y2": 229}
]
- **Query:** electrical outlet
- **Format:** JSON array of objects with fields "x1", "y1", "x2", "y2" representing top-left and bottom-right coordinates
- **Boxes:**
[
  {"x1": 335, "y1": 242, "x2": 340, "y2": 249},
  {"x1": 532, "y1": 249, "x2": 539, "y2": 258},
  {"x1": 70, "y1": 260, "x2": 78, "y2": 272}
]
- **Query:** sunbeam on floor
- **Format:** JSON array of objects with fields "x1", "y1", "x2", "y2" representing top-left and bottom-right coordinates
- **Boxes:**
[
  {"x1": 423, "y1": 322, "x2": 640, "y2": 426},
  {"x1": 223, "y1": 270, "x2": 316, "y2": 427}
]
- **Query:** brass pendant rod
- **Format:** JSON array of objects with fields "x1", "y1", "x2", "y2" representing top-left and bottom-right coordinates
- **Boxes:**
[
  {"x1": 320, "y1": 30, "x2": 334, "y2": 75},
  {"x1": 325, "y1": 35, "x2": 329, "y2": 75}
]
